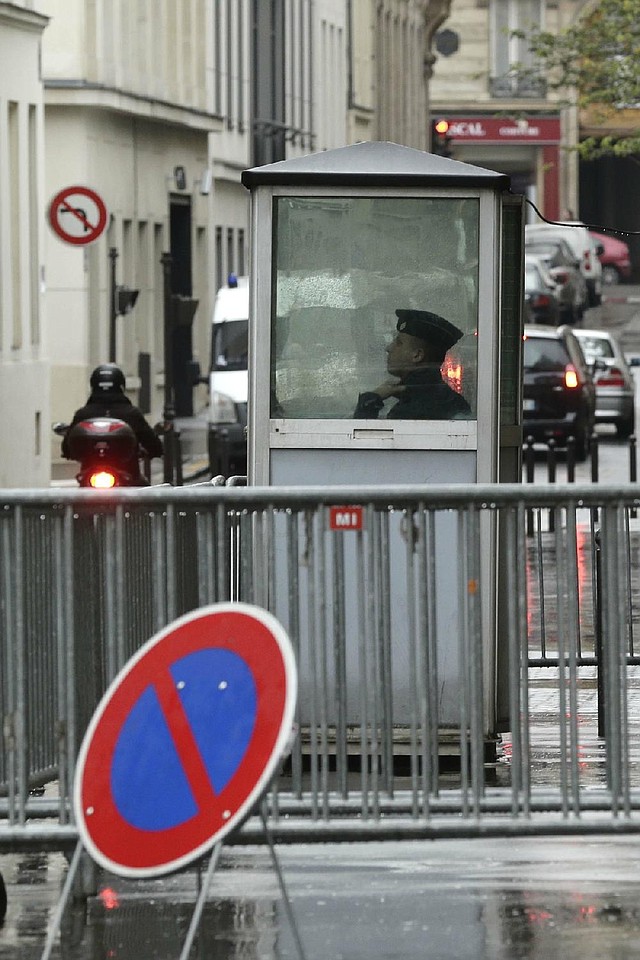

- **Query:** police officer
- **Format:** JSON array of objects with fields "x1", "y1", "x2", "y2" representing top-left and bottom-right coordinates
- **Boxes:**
[
  {"x1": 62, "y1": 364, "x2": 163, "y2": 481},
  {"x1": 354, "y1": 309, "x2": 471, "y2": 420}
]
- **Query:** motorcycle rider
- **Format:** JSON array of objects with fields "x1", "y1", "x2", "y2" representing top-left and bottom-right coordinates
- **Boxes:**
[{"x1": 61, "y1": 363, "x2": 163, "y2": 483}]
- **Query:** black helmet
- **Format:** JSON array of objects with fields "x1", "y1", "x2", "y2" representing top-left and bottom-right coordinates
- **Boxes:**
[{"x1": 90, "y1": 363, "x2": 126, "y2": 393}]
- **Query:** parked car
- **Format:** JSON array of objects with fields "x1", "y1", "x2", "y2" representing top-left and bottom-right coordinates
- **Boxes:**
[
  {"x1": 573, "y1": 328, "x2": 635, "y2": 438},
  {"x1": 589, "y1": 230, "x2": 632, "y2": 285},
  {"x1": 524, "y1": 237, "x2": 588, "y2": 324},
  {"x1": 524, "y1": 254, "x2": 561, "y2": 325},
  {"x1": 523, "y1": 324, "x2": 596, "y2": 461},
  {"x1": 525, "y1": 222, "x2": 603, "y2": 307}
]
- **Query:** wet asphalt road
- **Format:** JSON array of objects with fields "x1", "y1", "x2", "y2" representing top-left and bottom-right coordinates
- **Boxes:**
[
  {"x1": 5, "y1": 834, "x2": 640, "y2": 959},
  {"x1": 3, "y1": 286, "x2": 640, "y2": 959}
]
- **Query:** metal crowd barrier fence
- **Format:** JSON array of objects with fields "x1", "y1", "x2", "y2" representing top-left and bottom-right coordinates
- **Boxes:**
[
  {"x1": 2, "y1": 482, "x2": 640, "y2": 853},
  {"x1": 521, "y1": 434, "x2": 640, "y2": 666}
]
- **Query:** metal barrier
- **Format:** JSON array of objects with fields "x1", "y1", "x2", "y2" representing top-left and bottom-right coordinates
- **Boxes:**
[
  {"x1": 521, "y1": 434, "x2": 640, "y2": 665},
  {"x1": 2, "y1": 482, "x2": 640, "y2": 852}
]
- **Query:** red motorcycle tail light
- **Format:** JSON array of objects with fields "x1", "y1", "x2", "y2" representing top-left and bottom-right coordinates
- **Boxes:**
[{"x1": 89, "y1": 470, "x2": 117, "y2": 489}]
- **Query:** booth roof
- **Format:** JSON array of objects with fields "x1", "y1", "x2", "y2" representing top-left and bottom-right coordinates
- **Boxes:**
[{"x1": 241, "y1": 140, "x2": 511, "y2": 191}]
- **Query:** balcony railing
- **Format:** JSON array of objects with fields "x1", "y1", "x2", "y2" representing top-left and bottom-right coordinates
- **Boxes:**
[{"x1": 489, "y1": 73, "x2": 547, "y2": 98}]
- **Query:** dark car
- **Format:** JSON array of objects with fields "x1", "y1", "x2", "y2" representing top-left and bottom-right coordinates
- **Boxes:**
[
  {"x1": 524, "y1": 255, "x2": 561, "y2": 325},
  {"x1": 524, "y1": 238, "x2": 588, "y2": 324},
  {"x1": 523, "y1": 324, "x2": 596, "y2": 461}
]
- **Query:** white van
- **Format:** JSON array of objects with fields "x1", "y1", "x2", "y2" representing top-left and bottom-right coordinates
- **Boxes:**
[
  {"x1": 525, "y1": 222, "x2": 603, "y2": 308},
  {"x1": 207, "y1": 274, "x2": 249, "y2": 476}
]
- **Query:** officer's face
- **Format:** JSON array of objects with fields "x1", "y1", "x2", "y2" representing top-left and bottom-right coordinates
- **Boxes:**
[{"x1": 386, "y1": 332, "x2": 426, "y2": 377}]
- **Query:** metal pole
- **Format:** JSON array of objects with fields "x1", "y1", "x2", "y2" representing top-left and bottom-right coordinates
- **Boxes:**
[
  {"x1": 595, "y1": 527, "x2": 605, "y2": 738},
  {"x1": 161, "y1": 252, "x2": 176, "y2": 484},
  {"x1": 525, "y1": 436, "x2": 535, "y2": 536},
  {"x1": 629, "y1": 436, "x2": 637, "y2": 518},
  {"x1": 109, "y1": 247, "x2": 118, "y2": 363},
  {"x1": 547, "y1": 440, "x2": 556, "y2": 533},
  {"x1": 566, "y1": 436, "x2": 575, "y2": 483},
  {"x1": 590, "y1": 432, "x2": 600, "y2": 524},
  {"x1": 590, "y1": 433, "x2": 599, "y2": 483}
]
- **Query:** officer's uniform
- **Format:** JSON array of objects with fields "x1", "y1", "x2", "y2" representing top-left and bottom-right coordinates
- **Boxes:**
[{"x1": 354, "y1": 309, "x2": 471, "y2": 420}]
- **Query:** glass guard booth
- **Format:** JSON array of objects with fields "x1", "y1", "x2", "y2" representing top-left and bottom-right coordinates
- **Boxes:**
[{"x1": 241, "y1": 142, "x2": 524, "y2": 741}]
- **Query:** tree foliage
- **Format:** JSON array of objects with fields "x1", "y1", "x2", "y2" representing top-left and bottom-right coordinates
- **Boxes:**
[{"x1": 518, "y1": 0, "x2": 640, "y2": 158}]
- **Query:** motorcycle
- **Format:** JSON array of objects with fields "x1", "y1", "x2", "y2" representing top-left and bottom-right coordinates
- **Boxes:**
[{"x1": 53, "y1": 417, "x2": 148, "y2": 488}]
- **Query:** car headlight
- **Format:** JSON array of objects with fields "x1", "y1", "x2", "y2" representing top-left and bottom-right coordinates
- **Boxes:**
[{"x1": 209, "y1": 391, "x2": 238, "y2": 424}]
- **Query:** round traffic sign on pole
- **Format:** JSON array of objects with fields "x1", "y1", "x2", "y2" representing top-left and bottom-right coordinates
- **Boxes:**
[
  {"x1": 48, "y1": 185, "x2": 108, "y2": 246},
  {"x1": 73, "y1": 603, "x2": 297, "y2": 878}
]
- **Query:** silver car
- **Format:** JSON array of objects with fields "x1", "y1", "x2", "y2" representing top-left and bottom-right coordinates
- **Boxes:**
[
  {"x1": 524, "y1": 237, "x2": 588, "y2": 324},
  {"x1": 574, "y1": 328, "x2": 635, "y2": 438}
]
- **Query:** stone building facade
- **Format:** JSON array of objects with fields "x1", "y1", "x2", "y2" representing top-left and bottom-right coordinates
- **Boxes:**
[
  {"x1": 1, "y1": 0, "x2": 452, "y2": 483},
  {"x1": 428, "y1": 0, "x2": 581, "y2": 220},
  {"x1": 0, "y1": 2, "x2": 49, "y2": 486}
]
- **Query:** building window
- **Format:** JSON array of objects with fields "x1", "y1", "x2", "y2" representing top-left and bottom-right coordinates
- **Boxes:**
[
  {"x1": 226, "y1": 0, "x2": 234, "y2": 128},
  {"x1": 28, "y1": 104, "x2": 39, "y2": 347},
  {"x1": 215, "y1": 226, "x2": 224, "y2": 292},
  {"x1": 213, "y1": 0, "x2": 222, "y2": 115},
  {"x1": 490, "y1": 0, "x2": 546, "y2": 98},
  {"x1": 9, "y1": 101, "x2": 21, "y2": 350},
  {"x1": 251, "y1": 0, "x2": 286, "y2": 165},
  {"x1": 227, "y1": 227, "x2": 235, "y2": 279},
  {"x1": 154, "y1": 224, "x2": 164, "y2": 373},
  {"x1": 237, "y1": 0, "x2": 245, "y2": 129},
  {"x1": 238, "y1": 229, "x2": 246, "y2": 276}
]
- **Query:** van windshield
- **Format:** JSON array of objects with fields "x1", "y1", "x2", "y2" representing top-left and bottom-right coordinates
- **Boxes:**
[{"x1": 212, "y1": 320, "x2": 248, "y2": 371}]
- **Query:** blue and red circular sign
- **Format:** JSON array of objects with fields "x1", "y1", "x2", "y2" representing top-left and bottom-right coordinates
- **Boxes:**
[{"x1": 73, "y1": 604, "x2": 297, "y2": 878}]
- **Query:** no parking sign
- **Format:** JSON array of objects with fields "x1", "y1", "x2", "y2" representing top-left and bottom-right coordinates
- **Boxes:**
[{"x1": 73, "y1": 604, "x2": 297, "y2": 878}]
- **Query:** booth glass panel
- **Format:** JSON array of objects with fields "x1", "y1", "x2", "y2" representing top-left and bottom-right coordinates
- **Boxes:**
[{"x1": 271, "y1": 196, "x2": 479, "y2": 421}]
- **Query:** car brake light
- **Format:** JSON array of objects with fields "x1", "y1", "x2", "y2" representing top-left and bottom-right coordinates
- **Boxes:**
[
  {"x1": 597, "y1": 366, "x2": 626, "y2": 387},
  {"x1": 565, "y1": 366, "x2": 579, "y2": 389},
  {"x1": 89, "y1": 470, "x2": 117, "y2": 489}
]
